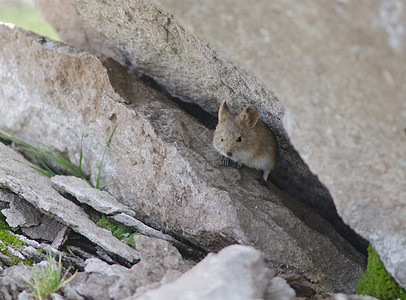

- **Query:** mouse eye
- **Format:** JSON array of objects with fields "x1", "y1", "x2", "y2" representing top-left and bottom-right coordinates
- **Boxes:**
[
  {"x1": 220, "y1": 137, "x2": 224, "y2": 142},
  {"x1": 236, "y1": 136, "x2": 242, "y2": 142}
]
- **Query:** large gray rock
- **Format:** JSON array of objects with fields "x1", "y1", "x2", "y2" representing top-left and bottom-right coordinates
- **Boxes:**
[
  {"x1": 33, "y1": 0, "x2": 365, "y2": 254},
  {"x1": 134, "y1": 245, "x2": 273, "y2": 300},
  {"x1": 0, "y1": 24, "x2": 365, "y2": 292},
  {"x1": 147, "y1": 0, "x2": 406, "y2": 288},
  {"x1": 34, "y1": 0, "x2": 406, "y2": 287}
]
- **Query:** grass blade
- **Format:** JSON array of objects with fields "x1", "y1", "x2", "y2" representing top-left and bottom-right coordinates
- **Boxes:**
[
  {"x1": 100, "y1": 182, "x2": 114, "y2": 190},
  {"x1": 0, "y1": 130, "x2": 41, "y2": 150},
  {"x1": 78, "y1": 132, "x2": 84, "y2": 177},
  {"x1": 96, "y1": 123, "x2": 117, "y2": 189},
  {"x1": 14, "y1": 160, "x2": 53, "y2": 178},
  {"x1": 40, "y1": 144, "x2": 78, "y2": 174}
]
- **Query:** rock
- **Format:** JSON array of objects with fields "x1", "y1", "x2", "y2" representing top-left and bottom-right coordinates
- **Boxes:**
[
  {"x1": 51, "y1": 226, "x2": 70, "y2": 249},
  {"x1": 0, "y1": 144, "x2": 139, "y2": 265},
  {"x1": 113, "y1": 213, "x2": 176, "y2": 243},
  {"x1": 266, "y1": 277, "x2": 296, "y2": 300},
  {"x1": 66, "y1": 259, "x2": 136, "y2": 300},
  {"x1": 133, "y1": 245, "x2": 271, "y2": 300},
  {"x1": 0, "y1": 190, "x2": 41, "y2": 228},
  {"x1": 126, "y1": 235, "x2": 191, "y2": 298},
  {"x1": 0, "y1": 24, "x2": 366, "y2": 292},
  {"x1": 34, "y1": 0, "x2": 364, "y2": 255},
  {"x1": 0, "y1": 265, "x2": 33, "y2": 299},
  {"x1": 326, "y1": 294, "x2": 378, "y2": 300},
  {"x1": 51, "y1": 175, "x2": 135, "y2": 217},
  {"x1": 64, "y1": 236, "x2": 191, "y2": 299},
  {"x1": 22, "y1": 214, "x2": 65, "y2": 242},
  {"x1": 17, "y1": 291, "x2": 32, "y2": 300},
  {"x1": 37, "y1": 0, "x2": 406, "y2": 288},
  {"x1": 145, "y1": 0, "x2": 406, "y2": 288},
  {"x1": 0, "y1": 252, "x2": 13, "y2": 267}
]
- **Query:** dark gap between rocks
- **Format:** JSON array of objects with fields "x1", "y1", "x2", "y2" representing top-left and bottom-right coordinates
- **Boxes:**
[
  {"x1": 57, "y1": 188, "x2": 206, "y2": 262},
  {"x1": 133, "y1": 72, "x2": 368, "y2": 258}
]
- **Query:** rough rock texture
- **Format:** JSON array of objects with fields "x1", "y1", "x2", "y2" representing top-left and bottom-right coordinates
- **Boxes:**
[
  {"x1": 33, "y1": 0, "x2": 337, "y2": 236},
  {"x1": 34, "y1": 0, "x2": 406, "y2": 287},
  {"x1": 0, "y1": 265, "x2": 34, "y2": 299},
  {"x1": 0, "y1": 24, "x2": 365, "y2": 292},
  {"x1": 266, "y1": 277, "x2": 296, "y2": 300},
  {"x1": 0, "y1": 191, "x2": 41, "y2": 228},
  {"x1": 34, "y1": 0, "x2": 365, "y2": 256},
  {"x1": 63, "y1": 235, "x2": 190, "y2": 299},
  {"x1": 326, "y1": 295, "x2": 378, "y2": 300},
  {"x1": 134, "y1": 245, "x2": 272, "y2": 300},
  {"x1": 147, "y1": 0, "x2": 406, "y2": 288},
  {"x1": 51, "y1": 175, "x2": 135, "y2": 217},
  {"x1": 0, "y1": 143, "x2": 139, "y2": 265}
]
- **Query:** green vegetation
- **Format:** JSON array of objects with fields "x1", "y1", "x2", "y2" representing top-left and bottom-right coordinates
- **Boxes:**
[
  {"x1": 0, "y1": 1, "x2": 61, "y2": 41},
  {"x1": 97, "y1": 215, "x2": 137, "y2": 248},
  {"x1": 23, "y1": 251, "x2": 77, "y2": 300},
  {"x1": 0, "y1": 213, "x2": 31, "y2": 266},
  {"x1": 357, "y1": 244, "x2": 406, "y2": 299},
  {"x1": 0, "y1": 124, "x2": 117, "y2": 190}
]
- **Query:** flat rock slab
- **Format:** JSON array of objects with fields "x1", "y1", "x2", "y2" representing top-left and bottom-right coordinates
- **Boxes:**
[
  {"x1": 0, "y1": 143, "x2": 139, "y2": 265},
  {"x1": 0, "y1": 24, "x2": 364, "y2": 292},
  {"x1": 51, "y1": 175, "x2": 135, "y2": 217}
]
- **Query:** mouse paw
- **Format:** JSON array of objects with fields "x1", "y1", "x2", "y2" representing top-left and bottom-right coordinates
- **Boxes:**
[
  {"x1": 257, "y1": 177, "x2": 267, "y2": 186},
  {"x1": 221, "y1": 156, "x2": 230, "y2": 166},
  {"x1": 230, "y1": 161, "x2": 242, "y2": 169}
]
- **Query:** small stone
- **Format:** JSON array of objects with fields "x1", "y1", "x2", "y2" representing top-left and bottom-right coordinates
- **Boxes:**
[{"x1": 266, "y1": 277, "x2": 296, "y2": 300}]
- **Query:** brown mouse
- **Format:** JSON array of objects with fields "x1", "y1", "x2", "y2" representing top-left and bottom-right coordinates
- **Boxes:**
[{"x1": 212, "y1": 101, "x2": 277, "y2": 184}]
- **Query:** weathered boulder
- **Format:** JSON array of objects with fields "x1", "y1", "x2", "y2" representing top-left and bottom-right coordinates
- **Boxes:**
[
  {"x1": 33, "y1": 0, "x2": 365, "y2": 255},
  {"x1": 0, "y1": 24, "x2": 365, "y2": 292},
  {"x1": 147, "y1": 0, "x2": 406, "y2": 288},
  {"x1": 33, "y1": 0, "x2": 406, "y2": 287},
  {"x1": 134, "y1": 245, "x2": 273, "y2": 300}
]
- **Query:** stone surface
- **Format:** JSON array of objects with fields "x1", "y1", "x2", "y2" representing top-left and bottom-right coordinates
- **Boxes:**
[
  {"x1": 326, "y1": 294, "x2": 378, "y2": 300},
  {"x1": 63, "y1": 235, "x2": 190, "y2": 299},
  {"x1": 113, "y1": 213, "x2": 176, "y2": 243},
  {"x1": 148, "y1": 0, "x2": 406, "y2": 288},
  {"x1": 0, "y1": 144, "x2": 139, "y2": 265},
  {"x1": 34, "y1": 0, "x2": 365, "y2": 256},
  {"x1": 266, "y1": 277, "x2": 296, "y2": 300},
  {"x1": 0, "y1": 24, "x2": 366, "y2": 292},
  {"x1": 0, "y1": 265, "x2": 33, "y2": 299},
  {"x1": 133, "y1": 245, "x2": 272, "y2": 300},
  {"x1": 0, "y1": 190, "x2": 41, "y2": 228},
  {"x1": 35, "y1": 0, "x2": 406, "y2": 287},
  {"x1": 51, "y1": 175, "x2": 135, "y2": 216},
  {"x1": 22, "y1": 214, "x2": 65, "y2": 242}
]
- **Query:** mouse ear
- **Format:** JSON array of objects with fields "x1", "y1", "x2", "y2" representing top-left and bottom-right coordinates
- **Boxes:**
[
  {"x1": 238, "y1": 105, "x2": 259, "y2": 128},
  {"x1": 218, "y1": 100, "x2": 232, "y2": 122}
]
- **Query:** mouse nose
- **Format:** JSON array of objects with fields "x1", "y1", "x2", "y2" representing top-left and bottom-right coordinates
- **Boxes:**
[{"x1": 227, "y1": 151, "x2": 233, "y2": 157}]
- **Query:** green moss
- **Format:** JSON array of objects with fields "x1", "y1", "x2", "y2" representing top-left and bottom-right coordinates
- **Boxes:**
[
  {"x1": 357, "y1": 244, "x2": 406, "y2": 299},
  {"x1": 97, "y1": 216, "x2": 137, "y2": 248},
  {"x1": 0, "y1": 213, "x2": 33, "y2": 265}
]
